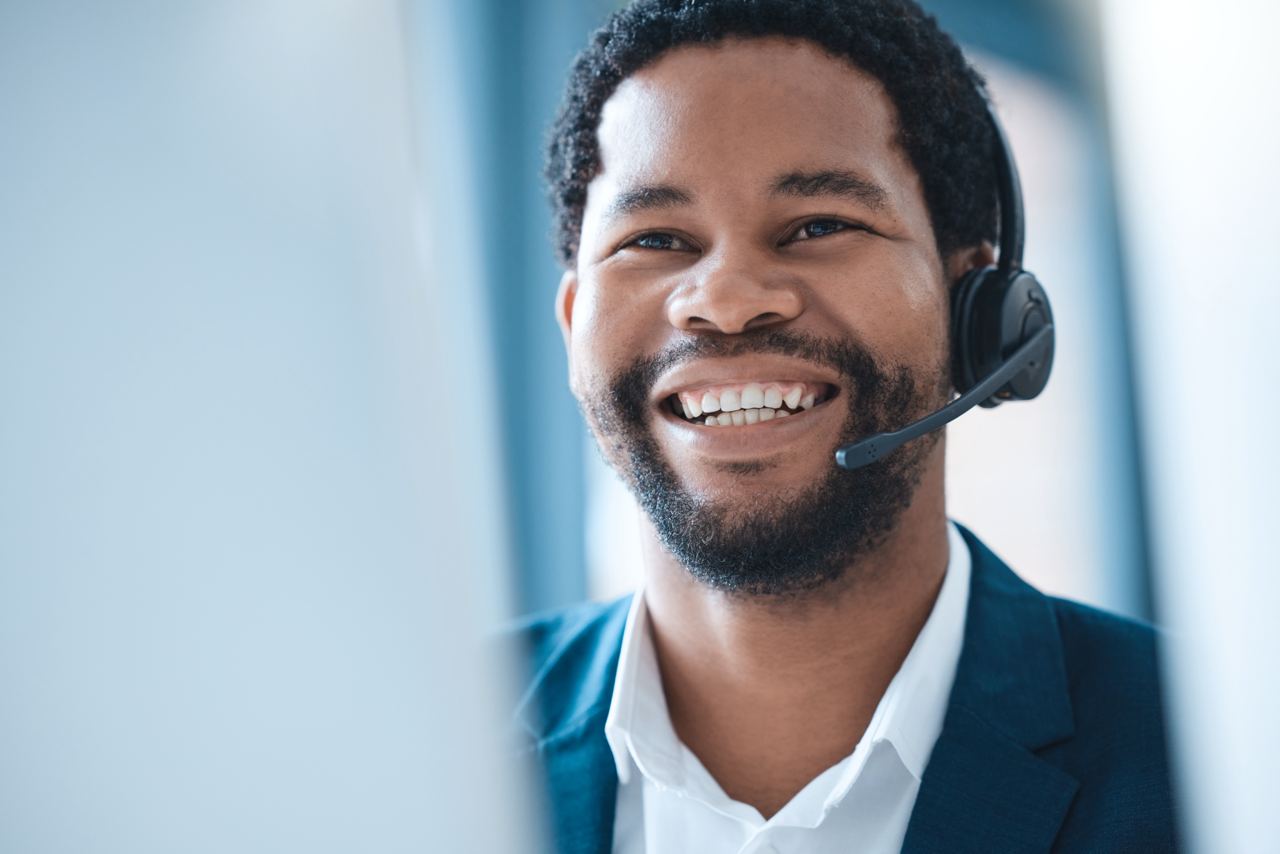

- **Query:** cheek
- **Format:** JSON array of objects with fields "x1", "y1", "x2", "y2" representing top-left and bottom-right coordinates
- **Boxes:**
[
  {"x1": 568, "y1": 283, "x2": 644, "y2": 391},
  {"x1": 571, "y1": 275, "x2": 668, "y2": 358},
  {"x1": 819, "y1": 253, "x2": 950, "y2": 366}
]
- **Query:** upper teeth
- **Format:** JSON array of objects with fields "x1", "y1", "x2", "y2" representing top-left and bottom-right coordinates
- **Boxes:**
[{"x1": 674, "y1": 382, "x2": 824, "y2": 426}]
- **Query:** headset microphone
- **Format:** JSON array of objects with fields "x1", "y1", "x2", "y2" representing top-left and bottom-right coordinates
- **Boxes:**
[
  {"x1": 835, "y1": 324, "x2": 1051, "y2": 469},
  {"x1": 835, "y1": 100, "x2": 1056, "y2": 472}
]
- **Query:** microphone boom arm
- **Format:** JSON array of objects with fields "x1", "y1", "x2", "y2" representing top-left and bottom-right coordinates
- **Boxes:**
[{"x1": 834, "y1": 324, "x2": 1054, "y2": 470}]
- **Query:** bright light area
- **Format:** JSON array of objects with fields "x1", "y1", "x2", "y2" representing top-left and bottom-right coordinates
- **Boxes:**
[{"x1": 1102, "y1": 1, "x2": 1280, "y2": 851}]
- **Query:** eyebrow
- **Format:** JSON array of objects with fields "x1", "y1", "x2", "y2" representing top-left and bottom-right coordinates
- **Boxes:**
[
  {"x1": 770, "y1": 169, "x2": 888, "y2": 210},
  {"x1": 599, "y1": 168, "x2": 888, "y2": 227},
  {"x1": 600, "y1": 184, "x2": 693, "y2": 226}
]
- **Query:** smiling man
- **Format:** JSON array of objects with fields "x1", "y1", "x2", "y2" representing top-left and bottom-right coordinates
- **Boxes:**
[{"x1": 509, "y1": 1, "x2": 1179, "y2": 852}]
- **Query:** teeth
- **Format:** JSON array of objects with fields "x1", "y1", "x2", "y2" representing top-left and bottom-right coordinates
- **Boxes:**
[
  {"x1": 696, "y1": 406, "x2": 800, "y2": 427},
  {"x1": 679, "y1": 383, "x2": 825, "y2": 423}
]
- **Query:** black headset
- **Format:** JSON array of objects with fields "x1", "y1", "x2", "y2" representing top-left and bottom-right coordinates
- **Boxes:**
[{"x1": 835, "y1": 101, "x2": 1056, "y2": 470}]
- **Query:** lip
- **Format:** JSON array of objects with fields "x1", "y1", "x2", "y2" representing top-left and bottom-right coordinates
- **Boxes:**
[{"x1": 650, "y1": 356, "x2": 844, "y2": 461}]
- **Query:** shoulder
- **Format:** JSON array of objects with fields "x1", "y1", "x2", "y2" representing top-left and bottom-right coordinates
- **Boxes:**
[
  {"x1": 959, "y1": 523, "x2": 1167, "y2": 725},
  {"x1": 1043, "y1": 599, "x2": 1180, "y2": 850},
  {"x1": 955, "y1": 525, "x2": 1180, "y2": 849},
  {"x1": 499, "y1": 596, "x2": 631, "y2": 674},
  {"x1": 496, "y1": 596, "x2": 632, "y2": 743},
  {"x1": 1044, "y1": 595, "x2": 1171, "y2": 767},
  {"x1": 1048, "y1": 595, "x2": 1164, "y2": 708}
]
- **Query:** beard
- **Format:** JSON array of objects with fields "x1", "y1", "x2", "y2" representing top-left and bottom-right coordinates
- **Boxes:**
[{"x1": 580, "y1": 328, "x2": 949, "y2": 598}]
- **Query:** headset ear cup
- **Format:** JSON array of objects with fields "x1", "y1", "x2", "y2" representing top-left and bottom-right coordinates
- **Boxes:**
[
  {"x1": 950, "y1": 266, "x2": 991, "y2": 395},
  {"x1": 996, "y1": 270, "x2": 1054, "y2": 402},
  {"x1": 950, "y1": 266, "x2": 1055, "y2": 407}
]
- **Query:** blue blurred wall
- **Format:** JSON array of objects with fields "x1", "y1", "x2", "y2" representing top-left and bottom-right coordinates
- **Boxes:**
[{"x1": 426, "y1": 0, "x2": 621, "y2": 615}]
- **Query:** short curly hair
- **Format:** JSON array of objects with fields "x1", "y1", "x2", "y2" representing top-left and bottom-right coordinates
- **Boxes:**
[{"x1": 544, "y1": 0, "x2": 997, "y2": 270}]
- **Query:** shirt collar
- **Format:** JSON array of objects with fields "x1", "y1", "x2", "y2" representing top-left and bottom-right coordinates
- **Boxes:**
[
  {"x1": 860, "y1": 519, "x2": 971, "y2": 780},
  {"x1": 604, "y1": 520, "x2": 972, "y2": 795},
  {"x1": 603, "y1": 587, "x2": 681, "y2": 787}
]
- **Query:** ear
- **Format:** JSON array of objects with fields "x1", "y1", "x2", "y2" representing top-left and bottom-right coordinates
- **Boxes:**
[
  {"x1": 945, "y1": 241, "x2": 996, "y2": 285},
  {"x1": 555, "y1": 268, "x2": 578, "y2": 353}
]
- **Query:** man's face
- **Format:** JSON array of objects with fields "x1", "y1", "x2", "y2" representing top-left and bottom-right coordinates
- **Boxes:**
[{"x1": 558, "y1": 38, "x2": 956, "y2": 595}]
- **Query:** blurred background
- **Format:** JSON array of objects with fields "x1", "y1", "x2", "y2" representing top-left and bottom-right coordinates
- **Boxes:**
[{"x1": 1, "y1": 0, "x2": 1276, "y2": 852}]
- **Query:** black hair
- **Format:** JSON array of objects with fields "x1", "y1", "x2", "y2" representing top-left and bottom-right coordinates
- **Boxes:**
[{"x1": 544, "y1": 0, "x2": 997, "y2": 269}]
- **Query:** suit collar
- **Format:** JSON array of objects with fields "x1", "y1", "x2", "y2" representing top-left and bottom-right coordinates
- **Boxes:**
[
  {"x1": 512, "y1": 598, "x2": 630, "y2": 854},
  {"x1": 513, "y1": 598, "x2": 631, "y2": 746},
  {"x1": 529, "y1": 710, "x2": 618, "y2": 854},
  {"x1": 947, "y1": 525, "x2": 1074, "y2": 749},
  {"x1": 901, "y1": 524, "x2": 1078, "y2": 853}
]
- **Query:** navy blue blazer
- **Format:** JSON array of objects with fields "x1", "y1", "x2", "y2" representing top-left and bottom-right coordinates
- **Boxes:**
[{"x1": 507, "y1": 526, "x2": 1180, "y2": 853}]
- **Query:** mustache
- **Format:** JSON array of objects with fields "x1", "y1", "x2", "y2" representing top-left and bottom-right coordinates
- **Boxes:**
[{"x1": 607, "y1": 328, "x2": 888, "y2": 427}]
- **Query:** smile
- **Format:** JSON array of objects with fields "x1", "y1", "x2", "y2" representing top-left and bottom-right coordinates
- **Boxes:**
[{"x1": 666, "y1": 380, "x2": 836, "y2": 427}]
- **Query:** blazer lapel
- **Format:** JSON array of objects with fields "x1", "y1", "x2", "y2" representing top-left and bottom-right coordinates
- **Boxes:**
[
  {"x1": 902, "y1": 526, "x2": 1080, "y2": 853},
  {"x1": 512, "y1": 598, "x2": 630, "y2": 854},
  {"x1": 536, "y1": 714, "x2": 618, "y2": 854},
  {"x1": 901, "y1": 707, "x2": 1078, "y2": 853}
]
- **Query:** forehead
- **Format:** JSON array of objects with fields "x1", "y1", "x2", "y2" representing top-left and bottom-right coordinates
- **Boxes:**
[{"x1": 588, "y1": 37, "x2": 916, "y2": 215}]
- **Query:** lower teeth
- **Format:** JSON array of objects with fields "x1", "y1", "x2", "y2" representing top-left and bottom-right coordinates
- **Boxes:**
[{"x1": 701, "y1": 407, "x2": 794, "y2": 426}]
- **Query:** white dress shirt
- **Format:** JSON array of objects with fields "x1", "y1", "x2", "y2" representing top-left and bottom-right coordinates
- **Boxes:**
[{"x1": 603, "y1": 521, "x2": 972, "y2": 854}]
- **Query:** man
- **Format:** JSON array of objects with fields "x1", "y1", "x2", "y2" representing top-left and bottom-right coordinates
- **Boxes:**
[{"x1": 509, "y1": 1, "x2": 1179, "y2": 851}]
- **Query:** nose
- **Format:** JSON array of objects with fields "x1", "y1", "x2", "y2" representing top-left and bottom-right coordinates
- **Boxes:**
[{"x1": 666, "y1": 251, "x2": 804, "y2": 334}]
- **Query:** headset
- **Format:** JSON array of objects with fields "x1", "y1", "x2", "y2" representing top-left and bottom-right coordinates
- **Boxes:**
[{"x1": 835, "y1": 101, "x2": 1055, "y2": 471}]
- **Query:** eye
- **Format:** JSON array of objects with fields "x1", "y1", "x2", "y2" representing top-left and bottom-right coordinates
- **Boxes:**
[
  {"x1": 787, "y1": 218, "x2": 863, "y2": 243},
  {"x1": 623, "y1": 232, "x2": 695, "y2": 252}
]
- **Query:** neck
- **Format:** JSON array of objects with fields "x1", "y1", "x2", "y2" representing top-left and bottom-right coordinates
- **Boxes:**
[{"x1": 639, "y1": 448, "x2": 950, "y2": 818}]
